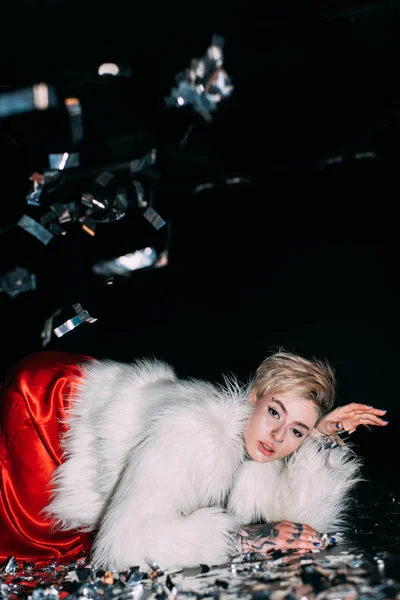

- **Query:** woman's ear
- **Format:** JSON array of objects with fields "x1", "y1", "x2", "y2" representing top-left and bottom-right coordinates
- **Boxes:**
[{"x1": 249, "y1": 392, "x2": 257, "y2": 404}]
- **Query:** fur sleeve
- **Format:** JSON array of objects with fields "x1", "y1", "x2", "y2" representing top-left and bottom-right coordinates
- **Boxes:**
[
  {"x1": 227, "y1": 460, "x2": 284, "y2": 524},
  {"x1": 91, "y1": 380, "x2": 250, "y2": 571},
  {"x1": 275, "y1": 437, "x2": 364, "y2": 533},
  {"x1": 45, "y1": 358, "x2": 177, "y2": 530}
]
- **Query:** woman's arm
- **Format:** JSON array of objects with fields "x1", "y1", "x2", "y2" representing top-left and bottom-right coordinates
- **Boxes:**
[{"x1": 232, "y1": 521, "x2": 330, "y2": 555}]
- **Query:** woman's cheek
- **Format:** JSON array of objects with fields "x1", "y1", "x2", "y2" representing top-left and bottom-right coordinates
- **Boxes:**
[
  {"x1": 265, "y1": 413, "x2": 273, "y2": 426},
  {"x1": 293, "y1": 437, "x2": 305, "y2": 451},
  {"x1": 285, "y1": 437, "x2": 299, "y2": 454}
]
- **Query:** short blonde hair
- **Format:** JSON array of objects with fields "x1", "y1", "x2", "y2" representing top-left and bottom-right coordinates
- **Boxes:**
[{"x1": 251, "y1": 351, "x2": 336, "y2": 415}]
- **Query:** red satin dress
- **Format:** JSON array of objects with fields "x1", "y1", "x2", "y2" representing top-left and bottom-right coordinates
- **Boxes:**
[{"x1": 0, "y1": 350, "x2": 95, "y2": 563}]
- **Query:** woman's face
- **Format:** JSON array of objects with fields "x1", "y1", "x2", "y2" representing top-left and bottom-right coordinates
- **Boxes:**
[{"x1": 244, "y1": 391, "x2": 320, "y2": 462}]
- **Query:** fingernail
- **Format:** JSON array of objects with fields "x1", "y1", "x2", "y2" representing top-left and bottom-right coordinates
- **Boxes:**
[
  {"x1": 379, "y1": 409, "x2": 387, "y2": 412},
  {"x1": 366, "y1": 405, "x2": 373, "y2": 408},
  {"x1": 329, "y1": 537, "x2": 336, "y2": 544},
  {"x1": 336, "y1": 422, "x2": 341, "y2": 429},
  {"x1": 382, "y1": 419, "x2": 389, "y2": 423},
  {"x1": 313, "y1": 542, "x2": 321, "y2": 546}
]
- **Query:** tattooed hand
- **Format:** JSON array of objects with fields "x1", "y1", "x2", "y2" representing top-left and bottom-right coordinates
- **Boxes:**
[{"x1": 234, "y1": 521, "x2": 323, "y2": 554}]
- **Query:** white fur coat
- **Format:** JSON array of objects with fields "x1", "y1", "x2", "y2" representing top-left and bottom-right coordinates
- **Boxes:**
[{"x1": 45, "y1": 358, "x2": 362, "y2": 571}]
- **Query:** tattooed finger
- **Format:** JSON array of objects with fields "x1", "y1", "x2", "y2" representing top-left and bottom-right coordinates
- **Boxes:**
[
  {"x1": 301, "y1": 524, "x2": 320, "y2": 537},
  {"x1": 252, "y1": 540, "x2": 276, "y2": 551},
  {"x1": 284, "y1": 539, "x2": 322, "y2": 551},
  {"x1": 292, "y1": 524, "x2": 303, "y2": 538}
]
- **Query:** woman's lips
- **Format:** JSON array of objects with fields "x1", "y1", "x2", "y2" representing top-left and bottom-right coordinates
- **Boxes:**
[{"x1": 257, "y1": 441, "x2": 275, "y2": 457}]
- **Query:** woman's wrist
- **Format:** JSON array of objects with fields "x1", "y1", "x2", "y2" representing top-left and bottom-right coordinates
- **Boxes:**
[{"x1": 232, "y1": 531, "x2": 245, "y2": 554}]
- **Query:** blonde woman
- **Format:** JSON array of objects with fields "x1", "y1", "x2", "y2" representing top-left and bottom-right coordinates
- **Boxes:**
[{"x1": 0, "y1": 350, "x2": 387, "y2": 569}]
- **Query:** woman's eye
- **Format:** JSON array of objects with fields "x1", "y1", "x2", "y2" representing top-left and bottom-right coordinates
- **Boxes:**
[
  {"x1": 268, "y1": 407, "x2": 279, "y2": 418},
  {"x1": 292, "y1": 429, "x2": 303, "y2": 438}
]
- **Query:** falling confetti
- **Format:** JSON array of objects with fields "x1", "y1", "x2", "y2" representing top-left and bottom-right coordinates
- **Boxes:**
[{"x1": 165, "y1": 34, "x2": 233, "y2": 122}]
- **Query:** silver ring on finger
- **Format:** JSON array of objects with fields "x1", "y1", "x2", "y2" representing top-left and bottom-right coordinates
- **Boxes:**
[{"x1": 320, "y1": 533, "x2": 330, "y2": 546}]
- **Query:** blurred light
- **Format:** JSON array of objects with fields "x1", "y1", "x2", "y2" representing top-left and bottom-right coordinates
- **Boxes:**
[
  {"x1": 58, "y1": 152, "x2": 69, "y2": 170},
  {"x1": 118, "y1": 248, "x2": 155, "y2": 270},
  {"x1": 93, "y1": 248, "x2": 158, "y2": 277},
  {"x1": 98, "y1": 63, "x2": 120, "y2": 76},
  {"x1": 33, "y1": 83, "x2": 49, "y2": 110}
]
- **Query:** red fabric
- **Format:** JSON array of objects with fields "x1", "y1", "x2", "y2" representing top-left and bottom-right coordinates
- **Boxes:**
[{"x1": 0, "y1": 351, "x2": 95, "y2": 562}]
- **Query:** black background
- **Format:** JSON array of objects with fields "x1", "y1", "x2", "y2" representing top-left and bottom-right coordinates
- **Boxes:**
[{"x1": 0, "y1": 0, "x2": 399, "y2": 472}]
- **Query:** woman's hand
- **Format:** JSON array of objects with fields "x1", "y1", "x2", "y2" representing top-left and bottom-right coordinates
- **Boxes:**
[
  {"x1": 234, "y1": 521, "x2": 333, "y2": 554},
  {"x1": 316, "y1": 403, "x2": 388, "y2": 436}
]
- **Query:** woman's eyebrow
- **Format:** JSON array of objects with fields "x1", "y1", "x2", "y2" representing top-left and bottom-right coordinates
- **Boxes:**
[
  {"x1": 294, "y1": 421, "x2": 310, "y2": 431},
  {"x1": 271, "y1": 397, "x2": 287, "y2": 415}
]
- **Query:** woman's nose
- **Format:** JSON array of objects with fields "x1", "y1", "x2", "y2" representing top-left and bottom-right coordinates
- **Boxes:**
[{"x1": 271, "y1": 426, "x2": 285, "y2": 443}]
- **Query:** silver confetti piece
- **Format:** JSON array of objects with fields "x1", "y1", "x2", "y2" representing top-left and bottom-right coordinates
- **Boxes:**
[
  {"x1": 32, "y1": 585, "x2": 60, "y2": 600},
  {"x1": 43, "y1": 169, "x2": 64, "y2": 192},
  {"x1": 3, "y1": 557, "x2": 18, "y2": 574},
  {"x1": 26, "y1": 187, "x2": 42, "y2": 206},
  {"x1": 193, "y1": 176, "x2": 253, "y2": 195},
  {"x1": 48, "y1": 152, "x2": 80, "y2": 170},
  {"x1": 58, "y1": 202, "x2": 76, "y2": 224},
  {"x1": 54, "y1": 315, "x2": 84, "y2": 338},
  {"x1": 354, "y1": 151, "x2": 378, "y2": 160},
  {"x1": 0, "y1": 266, "x2": 36, "y2": 298},
  {"x1": 193, "y1": 182, "x2": 215, "y2": 195},
  {"x1": 376, "y1": 557, "x2": 385, "y2": 578},
  {"x1": 132, "y1": 180, "x2": 147, "y2": 208},
  {"x1": 72, "y1": 303, "x2": 98, "y2": 324},
  {"x1": 143, "y1": 207, "x2": 166, "y2": 230},
  {"x1": 17, "y1": 214, "x2": 54, "y2": 245},
  {"x1": 165, "y1": 34, "x2": 233, "y2": 122},
  {"x1": 130, "y1": 583, "x2": 144, "y2": 599},
  {"x1": 81, "y1": 193, "x2": 107, "y2": 210},
  {"x1": 81, "y1": 192, "x2": 124, "y2": 224},
  {"x1": 50, "y1": 202, "x2": 70, "y2": 219},
  {"x1": 43, "y1": 170, "x2": 60, "y2": 184},
  {"x1": 95, "y1": 172, "x2": 114, "y2": 187},
  {"x1": 48, "y1": 222, "x2": 67, "y2": 236},
  {"x1": 180, "y1": 124, "x2": 194, "y2": 149},
  {"x1": 64, "y1": 98, "x2": 84, "y2": 145},
  {"x1": 115, "y1": 187, "x2": 128, "y2": 213},
  {"x1": 41, "y1": 211, "x2": 57, "y2": 226},
  {"x1": 26, "y1": 173, "x2": 45, "y2": 205},
  {"x1": 225, "y1": 176, "x2": 253, "y2": 186},
  {"x1": 41, "y1": 308, "x2": 62, "y2": 347},
  {"x1": 53, "y1": 304, "x2": 97, "y2": 338},
  {"x1": 0, "y1": 83, "x2": 58, "y2": 119},
  {"x1": 58, "y1": 202, "x2": 76, "y2": 225},
  {"x1": 81, "y1": 193, "x2": 95, "y2": 208},
  {"x1": 129, "y1": 149, "x2": 157, "y2": 174}
]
